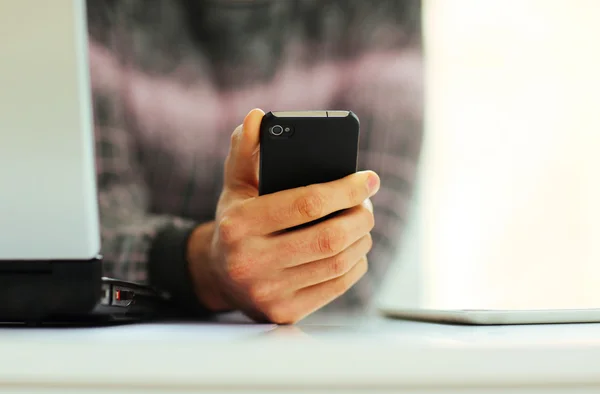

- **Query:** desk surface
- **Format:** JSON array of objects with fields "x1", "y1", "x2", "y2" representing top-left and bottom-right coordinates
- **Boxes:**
[{"x1": 1, "y1": 312, "x2": 600, "y2": 393}]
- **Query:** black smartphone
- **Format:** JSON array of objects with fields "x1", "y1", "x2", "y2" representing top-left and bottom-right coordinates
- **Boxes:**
[{"x1": 259, "y1": 110, "x2": 360, "y2": 196}]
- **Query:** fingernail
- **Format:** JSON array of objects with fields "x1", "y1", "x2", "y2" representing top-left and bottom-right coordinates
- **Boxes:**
[{"x1": 367, "y1": 173, "x2": 380, "y2": 195}]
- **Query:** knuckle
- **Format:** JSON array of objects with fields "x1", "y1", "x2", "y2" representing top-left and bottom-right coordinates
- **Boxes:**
[
  {"x1": 315, "y1": 227, "x2": 346, "y2": 256},
  {"x1": 226, "y1": 262, "x2": 247, "y2": 282},
  {"x1": 263, "y1": 305, "x2": 296, "y2": 325},
  {"x1": 248, "y1": 282, "x2": 273, "y2": 304},
  {"x1": 225, "y1": 250, "x2": 252, "y2": 282},
  {"x1": 329, "y1": 253, "x2": 350, "y2": 277},
  {"x1": 218, "y1": 215, "x2": 239, "y2": 244},
  {"x1": 335, "y1": 259, "x2": 367, "y2": 295},
  {"x1": 226, "y1": 262, "x2": 246, "y2": 282},
  {"x1": 218, "y1": 205, "x2": 246, "y2": 244},
  {"x1": 293, "y1": 189, "x2": 324, "y2": 220}
]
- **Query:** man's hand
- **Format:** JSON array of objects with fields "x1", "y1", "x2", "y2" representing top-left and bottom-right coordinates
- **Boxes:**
[{"x1": 187, "y1": 109, "x2": 380, "y2": 324}]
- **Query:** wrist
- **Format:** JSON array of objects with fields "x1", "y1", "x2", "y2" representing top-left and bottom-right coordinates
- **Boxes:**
[{"x1": 186, "y1": 221, "x2": 232, "y2": 312}]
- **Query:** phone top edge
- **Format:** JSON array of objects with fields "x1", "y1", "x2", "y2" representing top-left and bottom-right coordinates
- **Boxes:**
[
  {"x1": 271, "y1": 111, "x2": 327, "y2": 118},
  {"x1": 269, "y1": 110, "x2": 353, "y2": 118},
  {"x1": 327, "y1": 110, "x2": 350, "y2": 117}
]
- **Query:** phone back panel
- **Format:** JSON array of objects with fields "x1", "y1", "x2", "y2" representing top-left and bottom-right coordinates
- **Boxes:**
[{"x1": 259, "y1": 111, "x2": 360, "y2": 195}]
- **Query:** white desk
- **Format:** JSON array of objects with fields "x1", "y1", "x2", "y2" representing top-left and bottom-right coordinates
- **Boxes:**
[{"x1": 1, "y1": 313, "x2": 600, "y2": 393}]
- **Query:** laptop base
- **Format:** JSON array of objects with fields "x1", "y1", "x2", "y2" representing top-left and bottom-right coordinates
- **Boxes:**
[
  {"x1": 379, "y1": 306, "x2": 600, "y2": 325},
  {"x1": 0, "y1": 257, "x2": 102, "y2": 323}
]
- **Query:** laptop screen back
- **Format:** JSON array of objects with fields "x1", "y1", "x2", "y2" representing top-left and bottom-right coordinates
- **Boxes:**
[{"x1": 0, "y1": 0, "x2": 99, "y2": 260}]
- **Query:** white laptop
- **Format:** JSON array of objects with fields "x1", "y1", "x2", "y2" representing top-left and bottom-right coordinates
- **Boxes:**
[
  {"x1": 377, "y1": 0, "x2": 600, "y2": 324},
  {"x1": 0, "y1": 0, "x2": 168, "y2": 322}
]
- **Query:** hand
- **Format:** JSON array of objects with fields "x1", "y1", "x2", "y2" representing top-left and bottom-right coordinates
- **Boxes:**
[{"x1": 187, "y1": 109, "x2": 380, "y2": 324}]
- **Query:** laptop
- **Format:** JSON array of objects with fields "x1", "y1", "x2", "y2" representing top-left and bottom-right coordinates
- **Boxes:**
[
  {"x1": 0, "y1": 0, "x2": 170, "y2": 323},
  {"x1": 377, "y1": 1, "x2": 600, "y2": 325}
]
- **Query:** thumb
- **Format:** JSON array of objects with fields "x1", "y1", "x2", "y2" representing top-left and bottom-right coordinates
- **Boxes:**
[{"x1": 224, "y1": 108, "x2": 265, "y2": 193}]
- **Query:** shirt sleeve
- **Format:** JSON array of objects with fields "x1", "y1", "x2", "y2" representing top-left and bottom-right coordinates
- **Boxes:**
[{"x1": 93, "y1": 89, "x2": 208, "y2": 316}]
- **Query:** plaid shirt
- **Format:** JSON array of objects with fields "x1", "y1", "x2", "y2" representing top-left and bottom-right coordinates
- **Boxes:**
[{"x1": 87, "y1": 0, "x2": 423, "y2": 314}]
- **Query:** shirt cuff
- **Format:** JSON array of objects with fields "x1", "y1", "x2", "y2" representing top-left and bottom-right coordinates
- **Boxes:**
[{"x1": 148, "y1": 224, "x2": 212, "y2": 317}]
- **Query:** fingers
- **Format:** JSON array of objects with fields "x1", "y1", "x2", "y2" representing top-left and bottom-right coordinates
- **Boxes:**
[
  {"x1": 264, "y1": 257, "x2": 369, "y2": 324},
  {"x1": 266, "y1": 202, "x2": 375, "y2": 268},
  {"x1": 219, "y1": 170, "x2": 380, "y2": 241},
  {"x1": 216, "y1": 204, "x2": 373, "y2": 286},
  {"x1": 224, "y1": 108, "x2": 265, "y2": 191},
  {"x1": 280, "y1": 233, "x2": 372, "y2": 292}
]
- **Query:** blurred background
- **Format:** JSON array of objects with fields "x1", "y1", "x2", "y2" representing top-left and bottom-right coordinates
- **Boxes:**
[{"x1": 3, "y1": 0, "x2": 600, "y2": 317}]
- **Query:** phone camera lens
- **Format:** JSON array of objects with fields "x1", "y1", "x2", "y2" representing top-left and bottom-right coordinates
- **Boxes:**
[{"x1": 270, "y1": 125, "x2": 284, "y2": 136}]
